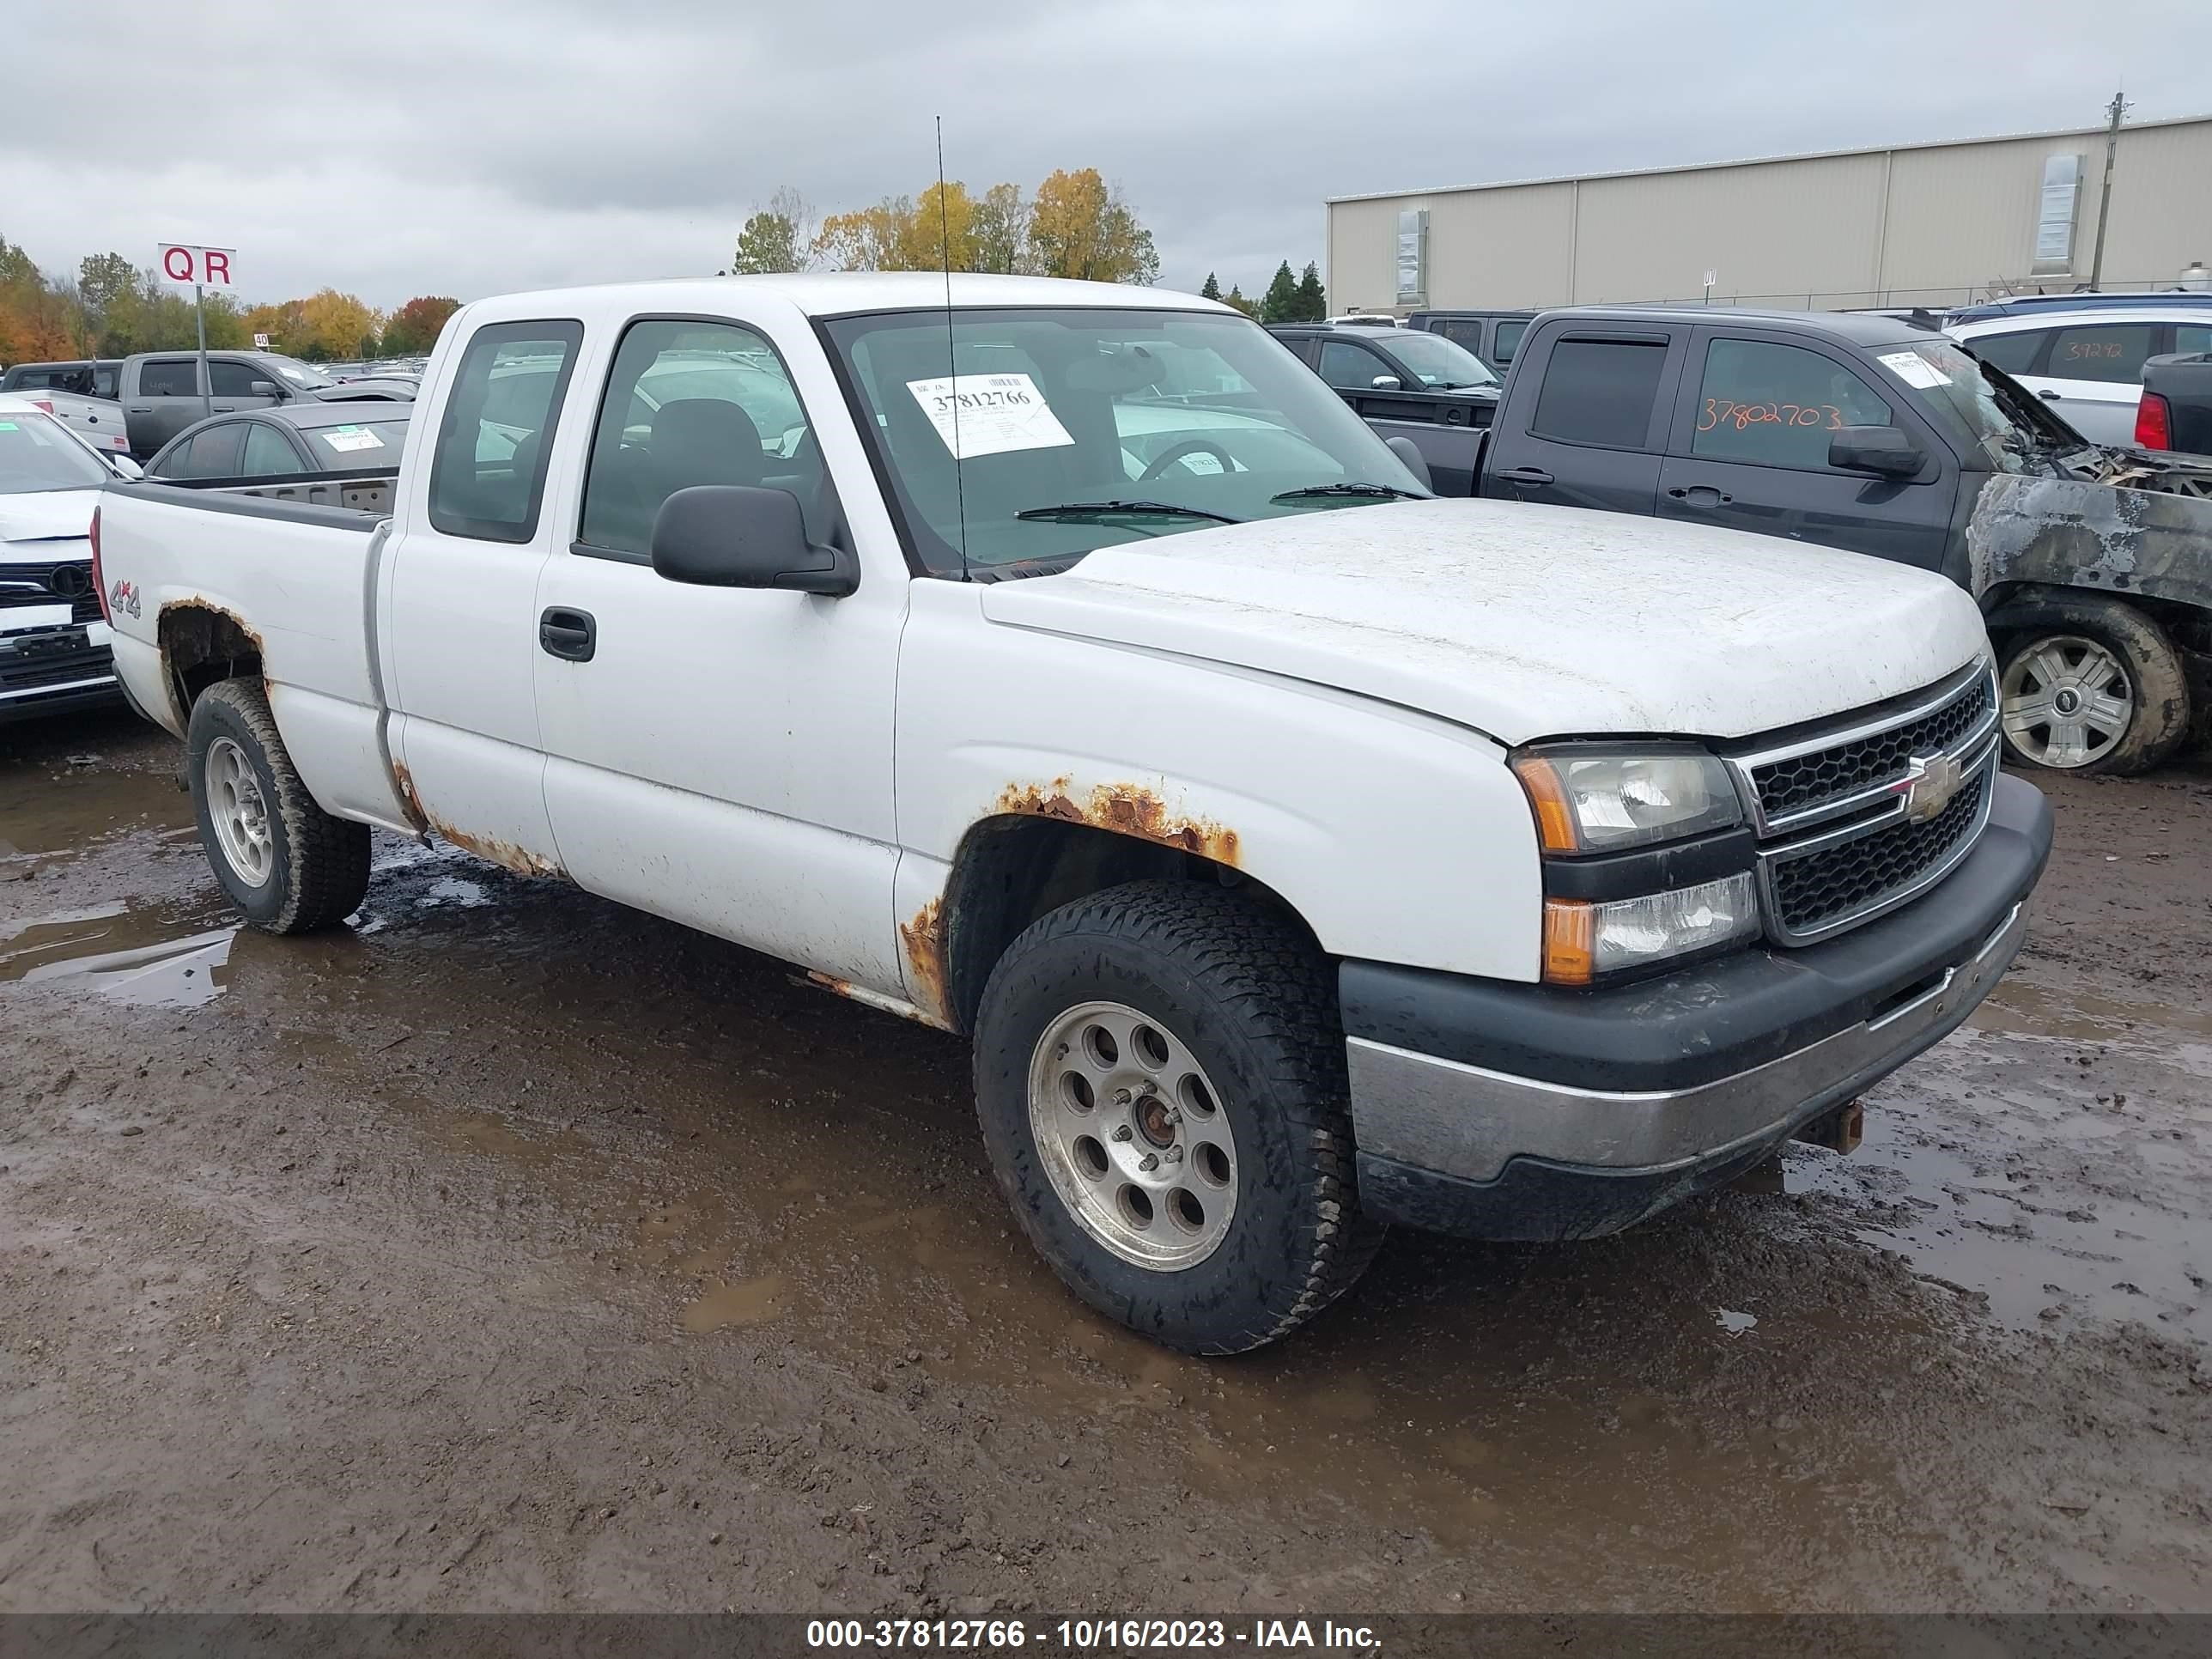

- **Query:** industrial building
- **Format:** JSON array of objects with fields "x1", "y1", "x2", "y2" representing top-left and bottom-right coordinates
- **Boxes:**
[{"x1": 1325, "y1": 112, "x2": 2212, "y2": 315}]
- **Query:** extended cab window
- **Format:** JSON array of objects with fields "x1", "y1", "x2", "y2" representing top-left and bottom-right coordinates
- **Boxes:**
[
  {"x1": 1691, "y1": 339, "x2": 1892, "y2": 470},
  {"x1": 1530, "y1": 338, "x2": 1667, "y2": 449},
  {"x1": 427, "y1": 320, "x2": 583, "y2": 544},
  {"x1": 140, "y1": 360, "x2": 199, "y2": 398},
  {"x1": 577, "y1": 319, "x2": 828, "y2": 558}
]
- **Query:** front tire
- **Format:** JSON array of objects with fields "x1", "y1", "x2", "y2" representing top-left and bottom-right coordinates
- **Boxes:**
[
  {"x1": 1996, "y1": 599, "x2": 2189, "y2": 775},
  {"x1": 972, "y1": 880, "x2": 1384, "y2": 1354},
  {"x1": 186, "y1": 678, "x2": 371, "y2": 933}
]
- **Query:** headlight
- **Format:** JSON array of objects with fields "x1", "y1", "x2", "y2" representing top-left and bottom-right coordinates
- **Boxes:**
[
  {"x1": 1511, "y1": 746, "x2": 1742, "y2": 854},
  {"x1": 1543, "y1": 873, "x2": 1761, "y2": 986}
]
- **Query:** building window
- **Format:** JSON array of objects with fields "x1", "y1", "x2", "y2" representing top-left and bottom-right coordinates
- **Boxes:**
[{"x1": 2033, "y1": 153, "x2": 2083, "y2": 275}]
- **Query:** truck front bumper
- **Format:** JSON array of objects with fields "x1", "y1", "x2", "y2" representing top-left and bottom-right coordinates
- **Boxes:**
[{"x1": 1341, "y1": 771, "x2": 2053, "y2": 1242}]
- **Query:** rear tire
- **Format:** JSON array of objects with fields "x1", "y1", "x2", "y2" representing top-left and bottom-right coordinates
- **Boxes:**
[
  {"x1": 972, "y1": 880, "x2": 1384, "y2": 1354},
  {"x1": 1996, "y1": 598, "x2": 2189, "y2": 775},
  {"x1": 186, "y1": 678, "x2": 370, "y2": 933}
]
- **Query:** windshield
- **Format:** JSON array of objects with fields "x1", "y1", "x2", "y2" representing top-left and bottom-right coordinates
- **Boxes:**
[
  {"x1": 0, "y1": 410, "x2": 108, "y2": 494},
  {"x1": 823, "y1": 307, "x2": 1425, "y2": 575},
  {"x1": 1378, "y1": 328, "x2": 1498, "y2": 388},
  {"x1": 266, "y1": 356, "x2": 337, "y2": 390},
  {"x1": 1870, "y1": 340, "x2": 2083, "y2": 473}
]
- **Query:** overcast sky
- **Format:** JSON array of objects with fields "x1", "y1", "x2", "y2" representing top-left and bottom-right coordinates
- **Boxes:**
[{"x1": 7, "y1": 0, "x2": 2203, "y2": 311}]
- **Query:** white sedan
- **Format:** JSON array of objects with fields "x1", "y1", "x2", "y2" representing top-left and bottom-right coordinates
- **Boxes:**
[
  {"x1": 0, "y1": 396, "x2": 138, "y2": 725},
  {"x1": 1949, "y1": 306, "x2": 2212, "y2": 447}
]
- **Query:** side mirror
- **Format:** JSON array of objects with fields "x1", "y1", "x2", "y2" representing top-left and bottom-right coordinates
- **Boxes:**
[
  {"x1": 110, "y1": 454, "x2": 143, "y2": 481},
  {"x1": 249, "y1": 380, "x2": 280, "y2": 398},
  {"x1": 650, "y1": 484, "x2": 857, "y2": 598},
  {"x1": 1383, "y1": 435, "x2": 1433, "y2": 493},
  {"x1": 1828, "y1": 425, "x2": 1924, "y2": 477},
  {"x1": 1370, "y1": 374, "x2": 1402, "y2": 391}
]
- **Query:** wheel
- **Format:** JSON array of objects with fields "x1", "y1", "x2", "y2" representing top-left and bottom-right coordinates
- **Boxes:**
[
  {"x1": 1996, "y1": 599, "x2": 2190, "y2": 775},
  {"x1": 972, "y1": 880, "x2": 1384, "y2": 1354},
  {"x1": 186, "y1": 678, "x2": 371, "y2": 933}
]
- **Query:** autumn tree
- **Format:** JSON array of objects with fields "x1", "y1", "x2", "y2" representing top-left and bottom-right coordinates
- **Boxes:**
[
  {"x1": 813, "y1": 197, "x2": 918, "y2": 271},
  {"x1": 1220, "y1": 284, "x2": 1260, "y2": 319},
  {"x1": 1294, "y1": 262, "x2": 1327, "y2": 321},
  {"x1": 380, "y1": 295, "x2": 460, "y2": 356},
  {"x1": 1028, "y1": 168, "x2": 1157, "y2": 284},
  {"x1": 1200, "y1": 272, "x2": 1221, "y2": 301}
]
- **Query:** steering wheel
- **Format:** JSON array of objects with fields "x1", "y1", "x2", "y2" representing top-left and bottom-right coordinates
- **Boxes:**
[{"x1": 1139, "y1": 438, "x2": 1237, "y2": 482}]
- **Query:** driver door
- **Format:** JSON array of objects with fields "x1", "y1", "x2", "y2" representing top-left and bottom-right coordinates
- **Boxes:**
[{"x1": 530, "y1": 306, "x2": 906, "y2": 991}]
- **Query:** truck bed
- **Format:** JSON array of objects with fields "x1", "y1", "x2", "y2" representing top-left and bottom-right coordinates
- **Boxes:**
[{"x1": 97, "y1": 476, "x2": 415, "y2": 832}]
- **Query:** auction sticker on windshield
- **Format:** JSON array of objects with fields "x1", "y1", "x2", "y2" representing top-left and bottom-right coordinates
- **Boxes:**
[
  {"x1": 322, "y1": 426, "x2": 384, "y2": 453},
  {"x1": 906, "y1": 373, "x2": 1073, "y2": 459},
  {"x1": 1877, "y1": 350, "x2": 1951, "y2": 391}
]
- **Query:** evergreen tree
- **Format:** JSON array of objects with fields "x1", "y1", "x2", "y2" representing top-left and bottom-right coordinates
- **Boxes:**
[
  {"x1": 1221, "y1": 285, "x2": 1260, "y2": 319},
  {"x1": 1293, "y1": 261, "x2": 1327, "y2": 321},
  {"x1": 1260, "y1": 260, "x2": 1299, "y2": 324},
  {"x1": 1200, "y1": 271, "x2": 1221, "y2": 301}
]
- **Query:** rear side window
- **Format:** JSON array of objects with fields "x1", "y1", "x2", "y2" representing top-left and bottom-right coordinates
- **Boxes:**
[
  {"x1": 2047, "y1": 323, "x2": 2157, "y2": 384},
  {"x1": 1968, "y1": 329, "x2": 2045, "y2": 374},
  {"x1": 140, "y1": 360, "x2": 199, "y2": 398},
  {"x1": 427, "y1": 320, "x2": 583, "y2": 543},
  {"x1": 240, "y1": 422, "x2": 301, "y2": 477},
  {"x1": 1492, "y1": 320, "x2": 1528, "y2": 364},
  {"x1": 159, "y1": 422, "x2": 246, "y2": 479},
  {"x1": 1690, "y1": 340, "x2": 1893, "y2": 470},
  {"x1": 1529, "y1": 337, "x2": 1668, "y2": 448}
]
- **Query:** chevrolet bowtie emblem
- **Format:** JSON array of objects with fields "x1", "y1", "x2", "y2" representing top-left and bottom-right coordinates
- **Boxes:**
[{"x1": 1898, "y1": 752, "x2": 1965, "y2": 823}]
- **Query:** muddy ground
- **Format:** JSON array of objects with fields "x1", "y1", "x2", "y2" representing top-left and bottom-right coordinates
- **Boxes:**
[{"x1": 0, "y1": 710, "x2": 2206, "y2": 1616}]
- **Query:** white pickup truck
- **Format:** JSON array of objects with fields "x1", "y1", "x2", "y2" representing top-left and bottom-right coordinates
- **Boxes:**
[{"x1": 92, "y1": 275, "x2": 2053, "y2": 1352}]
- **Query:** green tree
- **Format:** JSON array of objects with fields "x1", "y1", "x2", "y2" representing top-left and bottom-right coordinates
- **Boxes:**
[
  {"x1": 732, "y1": 186, "x2": 813, "y2": 275},
  {"x1": 1260, "y1": 260, "x2": 1299, "y2": 323},
  {"x1": 1200, "y1": 271, "x2": 1221, "y2": 301},
  {"x1": 1294, "y1": 262, "x2": 1327, "y2": 321},
  {"x1": 1221, "y1": 284, "x2": 1260, "y2": 319},
  {"x1": 970, "y1": 182, "x2": 1030, "y2": 275}
]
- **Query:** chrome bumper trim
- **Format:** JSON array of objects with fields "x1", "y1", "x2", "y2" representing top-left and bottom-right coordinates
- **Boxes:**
[{"x1": 1346, "y1": 897, "x2": 2027, "y2": 1185}]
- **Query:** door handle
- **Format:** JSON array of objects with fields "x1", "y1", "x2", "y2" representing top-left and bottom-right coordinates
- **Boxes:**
[
  {"x1": 1667, "y1": 485, "x2": 1734, "y2": 505},
  {"x1": 1496, "y1": 465, "x2": 1554, "y2": 486},
  {"x1": 213, "y1": 404, "x2": 236, "y2": 413},
  {"x1": 538, "y1": 606, "x2": 597, "y2": 662},
  {"x1": 2037, "y1": 389, "x2": 2062, "y2": 401},
  {"x1": 128, "y1": 405, "x2": 151, "y2": 413}
]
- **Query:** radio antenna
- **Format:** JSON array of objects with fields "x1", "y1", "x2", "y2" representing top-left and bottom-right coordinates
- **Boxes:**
[{"x1": 937, "y1": 115, "x2": 970, "y2": 580}]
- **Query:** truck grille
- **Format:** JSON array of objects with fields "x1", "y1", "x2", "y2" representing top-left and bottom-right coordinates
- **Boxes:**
[
  {"x1": 1751, "y1": 673, "x2": 1992, "y2": 822},
  {"x1": 1, "y1": 644, "x2": 113, "y2": 692},
  {"x1": 0, "y1": 561, "x2": 101, "y2": 625},
  {"x1": 1728, "y1": 664, "x2": 2000, "y2": 946},
  {"x1": 1770, "y1": 776, "x2": 1988, "y2": 937}
]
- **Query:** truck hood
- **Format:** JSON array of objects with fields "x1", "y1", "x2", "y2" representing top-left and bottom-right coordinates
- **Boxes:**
[
  {"x1": 979, "y1": 499, "x2": 1990, "y2": 744},
  {"x1": 0, "y1": 489, "x2": 99, "y2": 551}
]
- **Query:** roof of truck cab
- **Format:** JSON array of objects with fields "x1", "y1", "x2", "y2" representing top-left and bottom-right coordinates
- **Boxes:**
[
  {"x1": 1543, "y1": 305, "x2": 1933, "y2": 348},
  {"x1": 457, "y1": 273, "x2": 1233, "y2": 321}
]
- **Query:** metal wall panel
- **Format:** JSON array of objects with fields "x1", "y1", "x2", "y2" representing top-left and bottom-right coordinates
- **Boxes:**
[{"x1": 1325, "y1": 118, "x2": 2212, "y2": 313}]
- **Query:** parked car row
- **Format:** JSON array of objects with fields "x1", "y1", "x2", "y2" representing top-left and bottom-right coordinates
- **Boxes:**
[{"x1": 0, "y1": 396, "x2": 136, "y2": 725}]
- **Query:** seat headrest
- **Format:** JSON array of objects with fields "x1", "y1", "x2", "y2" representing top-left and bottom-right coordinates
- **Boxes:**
[{"x1": 650, "y1": 398, "x2": 764, "y2": 488}]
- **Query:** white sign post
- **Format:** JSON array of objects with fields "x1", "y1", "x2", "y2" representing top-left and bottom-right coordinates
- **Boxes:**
[
  {"x1": 1703, "y1": 269, "x2": 1717, "y2": 305},
  {"x1": 156, "y1": 245, "x2": 238, "y2": 422}
]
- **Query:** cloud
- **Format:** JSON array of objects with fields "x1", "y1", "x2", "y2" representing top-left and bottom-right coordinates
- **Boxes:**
[{"x1": 4, "y1": 0, "x2": 2199, "y2": 308}]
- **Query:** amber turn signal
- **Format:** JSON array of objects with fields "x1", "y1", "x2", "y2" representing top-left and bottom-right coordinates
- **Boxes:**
[
  {"x1": 1512, "y1": 755, "x2": 1581, "y2": 854},
  {"x1": 1541, "y1": 898, "x2": 1595, "y2": 986}
]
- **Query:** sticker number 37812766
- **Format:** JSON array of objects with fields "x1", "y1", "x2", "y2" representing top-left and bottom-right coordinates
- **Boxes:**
[{"x1": 905, "y1": 372, "x2": 1075, "y2": 459}]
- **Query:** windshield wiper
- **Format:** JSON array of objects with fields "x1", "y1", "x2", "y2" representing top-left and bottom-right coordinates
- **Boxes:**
[
  {"x1": 1269, "y1": 482, "x2": 1425, "y2": 504},
  {"x1": 1014, "y1": 500, "x2": 1243, "y2": 526}
]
